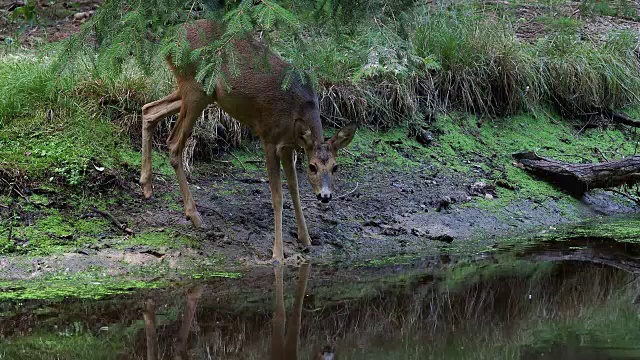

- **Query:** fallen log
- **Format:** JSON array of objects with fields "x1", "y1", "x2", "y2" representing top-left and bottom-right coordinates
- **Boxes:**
[
  {"x1": 513, "y1": 152, "x2": 640, "y2": 195},
  {"x1": 603, "y1": 110, "x2": 640, "y2": 128}
]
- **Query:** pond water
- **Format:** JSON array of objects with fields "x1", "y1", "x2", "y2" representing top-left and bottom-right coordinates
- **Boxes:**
[{"x1": 1, "y1": 236, "x2": 640, "y2": 359}]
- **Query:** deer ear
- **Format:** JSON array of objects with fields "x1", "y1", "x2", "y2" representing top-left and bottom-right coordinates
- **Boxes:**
[
  {"x1": 329, "y1": 123, "x2": 357, "y2": 150},
  {"x1": 294, "y1": 120, "x2": 314, "y2": 150}
]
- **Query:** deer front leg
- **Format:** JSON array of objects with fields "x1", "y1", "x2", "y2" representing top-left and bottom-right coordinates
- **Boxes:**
[
  {"x1": 265, "y1": 144, "x2": 284, "y2": 262},
  {"x1": 281, "y1": 148, "x2": 311, "y2": 248},
  {"x1": 140, "y1": 91, "x2": 181, "y2": 199}
]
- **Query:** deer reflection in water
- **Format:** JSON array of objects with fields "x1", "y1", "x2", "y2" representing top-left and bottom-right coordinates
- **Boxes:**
[
  {"x1": 142, "y1": 284, "x2": 203, "y2": 360},
  {"x1": 141, "y1": 264, "x2": 333, "y2": 360},
  {"x1": 272, "y1": 263, "x2": 334, "y2": 360}
]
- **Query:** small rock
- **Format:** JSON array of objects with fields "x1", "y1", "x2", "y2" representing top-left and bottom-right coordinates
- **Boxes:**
[
  {"x1": 416, "y1": 129, "x2": 434, "y2": 146},
  {"x1": 468, "y1": 181, "x2": 496, "y2": 197},
  {"x1": 206, "y1": 230, "x2": 226, "y2": 241},
  {"x1": 485, "y1": 193, "x2": 494, "y2": 200},
  {"x1": 411, "y1": 228, "x2": 428, "y2": 236},
  {"x1": 73, "y1": 12, "x2": 90, "y2": 21},
  {"x1": 363, "y1": 219, "x2": 381, "y2": 227},
  {"x1": 321, "y1": 215, "x2": 338, "y2": 225},
  {"x1": 381, "y1": 225, "x2": 407, "y2": 236},
  {"x1": 436, "y1": 196, "x2": 451, "y2": 212},
  {"x1": 431, "y1": 234, "x2": 454, "y2": 243},
  {"x1": 496, "y1": 179, "x2": 515, "y2": 190}
]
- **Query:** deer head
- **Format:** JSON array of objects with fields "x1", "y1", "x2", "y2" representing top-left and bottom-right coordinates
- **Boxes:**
[{"x1": 296, "y1": 122, "x2": 357, "y2": 203}]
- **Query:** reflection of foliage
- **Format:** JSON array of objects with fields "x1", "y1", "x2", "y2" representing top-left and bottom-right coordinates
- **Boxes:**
[{"x1": 1, "y1": 255, "x2": 639, "y2": 358}]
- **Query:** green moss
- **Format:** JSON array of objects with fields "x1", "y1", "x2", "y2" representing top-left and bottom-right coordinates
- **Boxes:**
[
  {"x1": 117, "y1": 230, "x2": 201, "y2": 250},
  {"x1": 355, "y1": 253, "x2": 423, "y2": 267},
  {"x1": 28, "y1": 194, "x2": 49, "y2": 206},
  {"x1": 442, "y1": 258, "x2": 557, "y2": 290},
  {"x1": 191, "y1": 271, "x2": 242, "y2": 279},
  {"x1": 0, "y1": 209, "x2": 111, "y2": 255},
  {"x1": 1, "y1": 332, "x2": 130, "y2": 360}
]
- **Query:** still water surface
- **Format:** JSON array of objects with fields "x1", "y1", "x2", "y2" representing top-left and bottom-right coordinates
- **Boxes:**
[{"x1": 1, "y1": 237, "x2": 640, "y2": 359}]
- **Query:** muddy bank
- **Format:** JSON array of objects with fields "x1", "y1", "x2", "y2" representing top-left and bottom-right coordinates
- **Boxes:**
[{"x1": 1, "y1": 147, "x2": 638, "y2": 281}]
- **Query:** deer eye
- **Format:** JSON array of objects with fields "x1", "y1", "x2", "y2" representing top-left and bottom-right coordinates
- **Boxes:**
[
  {"x1": 309, "y1": 164, "x2": 318, "y2": 174},
  {"x1": 332, "y1": 165, "x2": 339, "y2": 173}
]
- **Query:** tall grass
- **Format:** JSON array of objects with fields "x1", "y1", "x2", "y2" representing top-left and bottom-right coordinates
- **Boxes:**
[
  {"x1": 0, "y1": 53, "x2": 153, "y2": 185},
  {"x1": 410, "y1": 10, "x2": 640, "y2": 116},
  {"x1": 412, "y1": 12, "x2": 543, "y2": 114},
  {"x1": 541, "y1": 31, "x2": 640, "y2": 114}
]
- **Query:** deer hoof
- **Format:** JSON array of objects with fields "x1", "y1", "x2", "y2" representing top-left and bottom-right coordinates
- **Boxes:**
[
  {"x1": 187, "y1": 212, "x2": 206, "y2": 229},
  {"x1": 298, "y1": 235, "x2": 312, "y2": 247},
  {"x1": 272, "y1": 251, "x2": 284, "y2": 264},
  {"x1": 141, "y1": 184, "x2": 154, "y2": 199}
]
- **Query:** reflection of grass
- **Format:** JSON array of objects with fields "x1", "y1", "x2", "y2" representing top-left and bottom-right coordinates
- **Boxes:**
[
  {"x1": 1, "y1": 251, "x2": 637, "y2": 359},
  {"x1": 538, "y1": 216, "x2": 640, "y2": 243},
  {"x1": 2, "y1": 332, "x2": 131, "y2": 360},
  {"x1": 314, "y1": 262, "x2": 637, "y2": 359},
  {"x1": 0, "y1": 276, "x2": 163, "y2": 301}
]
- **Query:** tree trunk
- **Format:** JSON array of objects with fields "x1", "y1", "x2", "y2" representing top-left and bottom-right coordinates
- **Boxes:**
[{"x1": 512, "y1": 152, "x2": 640, "y2": 195}]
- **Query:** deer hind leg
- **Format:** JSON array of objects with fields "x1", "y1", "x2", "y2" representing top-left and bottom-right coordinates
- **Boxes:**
[
  {"x1": 167, "y1": 90, "x2": 208, "y2": 229},
  {"x1": 281, "y1": 148, "x2": 311, "y2": 247},
  {"x1": 265, "y1": 144, "x2": 284, "y2": 261},
  {"x1": 140, "y1": 90, "x2": 181, "y2": 199}
]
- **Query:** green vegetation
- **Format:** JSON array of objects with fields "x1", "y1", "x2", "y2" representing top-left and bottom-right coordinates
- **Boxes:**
[
  {"x1": 116, "y1": 229, "x2": 201, "y2": 250},
  {"x1": 580, "y1": 0, "x2": 639, "y2": 19},
  {"x1": 2, "y1": 0, "x2": 639, "y2": 185},
  {"x1": 0, "y1": 208, "x2": 111, "y2": 255},
  {"x1": 1, "y1": 1, "x2": 640, "y2": 270}
]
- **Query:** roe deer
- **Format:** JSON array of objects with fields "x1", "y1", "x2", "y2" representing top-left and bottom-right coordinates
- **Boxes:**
[{"x1": 139, "y1": 19, "x2": 357, "y2": 262}]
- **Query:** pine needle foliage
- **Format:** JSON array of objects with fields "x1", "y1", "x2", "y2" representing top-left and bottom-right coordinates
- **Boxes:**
[{"x1": 53, "y1": 0, "x2": 334, "y2": 95}]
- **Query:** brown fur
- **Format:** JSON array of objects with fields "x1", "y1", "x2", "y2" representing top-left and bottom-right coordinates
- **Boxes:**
[{"x1": 139, "y1": 19, "x2": 356, "y2": 261}]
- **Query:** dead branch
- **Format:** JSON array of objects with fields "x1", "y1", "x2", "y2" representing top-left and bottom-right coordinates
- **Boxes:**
[{"x1": 93, "y1": 208, "x2": 134, "y2": 235}]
